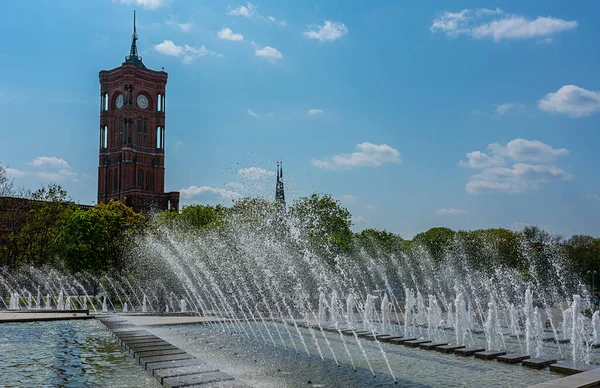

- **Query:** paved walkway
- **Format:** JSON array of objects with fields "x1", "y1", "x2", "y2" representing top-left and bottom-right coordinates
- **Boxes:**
[{"x1": 98, "y1": 316, "x2": 250, "y2": 387}]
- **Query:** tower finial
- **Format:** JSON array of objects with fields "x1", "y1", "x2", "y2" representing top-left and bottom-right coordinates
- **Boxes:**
[{"x1": 129, "y1": 10, "x2": 139, "y2": 58}]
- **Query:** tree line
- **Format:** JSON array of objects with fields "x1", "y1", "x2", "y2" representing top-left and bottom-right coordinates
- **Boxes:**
[{"x1": 1, "y1": 164, "x2": 598, "y2": 289}]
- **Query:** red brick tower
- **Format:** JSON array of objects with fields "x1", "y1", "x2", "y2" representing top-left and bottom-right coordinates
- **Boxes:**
[{"x1": 98, "y1": 12, "x2": 179, "y2": 213}]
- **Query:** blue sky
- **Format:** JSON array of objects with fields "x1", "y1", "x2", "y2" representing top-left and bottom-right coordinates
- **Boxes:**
[{"x1": 1, "y1": 0, "x2": 599, "y2": 238}]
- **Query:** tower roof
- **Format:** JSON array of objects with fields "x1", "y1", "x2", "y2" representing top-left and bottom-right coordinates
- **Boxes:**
[{"x1": 125, "y1": 10, "x2": 146, "y2": 68}]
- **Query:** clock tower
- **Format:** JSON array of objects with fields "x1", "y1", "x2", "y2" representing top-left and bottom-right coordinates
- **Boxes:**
[{"x1": 98, "y1": 12, "x2": 179, "y2": 213}]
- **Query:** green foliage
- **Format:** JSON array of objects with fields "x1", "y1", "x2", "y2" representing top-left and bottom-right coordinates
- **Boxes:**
[
  {"x1": 181, "y1": 204, "x2": 224, "y2": 228},
  {"x1": 412, "y1": 227, "x2": 456, "y2": 263},
  {"x1": 289, "y1": 193, "x2": 353, "y2": 258},
  {"x1": 55, "y1": 200, "x2": 146, "y2": 273},
  {"x1": 12, "y1": 184, "x2": 75, "y2": 266},
  {"x1": 565, "y1": 235, "x2": 600, "y2": 286},
  {"x1": 355, "y1": 229, "x2": 403, "y2": 255}
]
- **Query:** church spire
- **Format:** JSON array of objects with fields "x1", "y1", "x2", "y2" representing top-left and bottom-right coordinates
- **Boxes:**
[
  {"x1": 125, "y1": 10, "x2": 146, "y2": 68},
  {"x1": 275, "y1": 160, "x2": 285, "y2": 204}
]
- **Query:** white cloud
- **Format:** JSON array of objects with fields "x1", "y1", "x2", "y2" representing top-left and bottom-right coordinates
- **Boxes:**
[
  {"x1": 166, "y1": 18, "x2": 192, "y2": 32},
  {"x1": 247, "y1": 108, "x2": 260, "y2": 118},
  {"x1": 5, "y1": 167, "x2": 26, "y2": 178},
  {"x1": 431, "y1": 8, "x2": 577, "y2": 42},
  {"x1": 154, "y1": 40, "x2": 220, "y2": 63},
  {"x1": 538, "y1": 85, "x2": 600, "y2": 118},
  {"x1": 28, "y1": 156, "x2": 70, "y2": 169},
  {"x1": 9, "y1": 157, "x2": 78, "y2": 182},
  {"x1": 227, "y1": 2, "x2": 284, "y2": 25},
  {"x1": 460, "y1": 139, "x2": 572, "y2": 194},
  {"x1": 435, "y1": 208, "x2": 467, "y2": 216},
  {"x1": 255, "y1": 46, "x2": 283, "y2": 62},
  {"x1": 352, "y1": 215, "x2": 369, "y2": 224},
  {"x1": 467, "y1": 164, "x2": 573, "y2": 194},
  {"x1": 490, "y1": 138, "x2": 568, "y2": 162},
  {"x1": 458, "y1": 151, "x2": 506, "y2": 169},
  {"x1": 117, "y1": 0, "x2": 168, "y2": 10},
  {"x1": 155, "y1": 40, "x2": 184, "y2": 56},
  {"x1": 304, "y1": 21, "x2": 348, "y2": 42},
  {"x1": 227, "y1": 2, "x2": 259, "y2": 18},
  {"x1": 180, "y1": 185, "x2": 241, "y2": 201},
  {"x1": 338, "y1": 194, "x2": 358, "y2": 205},
  {"x1": 312, "y1": 142, "x2": 401, "y2": 170},
  {"x1": 494, "y1": 103, "x2": 527, "y2": 115},
  {"x1": 308, "y1": 109, "x2": 324, "y2": 115},
  {"x1": 365, "y1": 204, "x2": 379, "y2": 210},
  {"x1": 495, "y1": 103, "x2": 514, "y2": 115},
  {"x1": 218, "y1": 27, "x2": 244, "y2": 41},
  {"x1": 177, "y1": 23, "x2": 192, "y2": 32},
  {"x1": 237, "y1": 167, "x2": 274, "y2": 180},
  {"x1": 460, "y1": 139, "x2": 568, "y2": 169}
]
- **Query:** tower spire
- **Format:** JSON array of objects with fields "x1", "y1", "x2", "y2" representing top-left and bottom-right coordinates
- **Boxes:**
[
  {"x1": 125, "y1": 10, "x2": 145, "y2": 68},
  {"x1": 130, "y1": 10, "x2": 138, "y2": 58}
]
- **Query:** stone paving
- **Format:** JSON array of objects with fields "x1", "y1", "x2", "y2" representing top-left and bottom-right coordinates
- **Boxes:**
[{"x1": 97, "y1": 316, "x2": 251, "y2": 388}]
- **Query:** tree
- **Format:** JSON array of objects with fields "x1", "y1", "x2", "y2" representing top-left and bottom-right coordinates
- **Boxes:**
[
  {"x1": 412, "y1": 227, "x2": 456, "y2": 263},
  {"x1": 356, "y1": 228, "x2": 403, "y2": 255},
  {"x1": 0, "y1": 163, "x2": 14, "y2": 197},
  {"x1": 565, "y1": 235, "x2": 600, "y2": 285},
  {"x1": 12, "y1": 184, "x2": 74, "y2": 266},
  {"x1": 289, "y1": 193, "x2": 353, "y2": 260},
  {"x1": 55, "y1": 200, "x2": 146, "y2": 273},
  {"x1": 181, "y1": 204, "x2": 225, "y2": 229}
]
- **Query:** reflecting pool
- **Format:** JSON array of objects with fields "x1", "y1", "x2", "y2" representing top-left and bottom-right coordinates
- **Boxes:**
[{"x1": 0, "y1": 320, "x2": 159, "y2": 387}]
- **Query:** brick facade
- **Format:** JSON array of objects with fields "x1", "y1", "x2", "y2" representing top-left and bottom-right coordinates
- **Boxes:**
[{"x1": 97, "y1": 59, "x2": 179, "y2": 213}]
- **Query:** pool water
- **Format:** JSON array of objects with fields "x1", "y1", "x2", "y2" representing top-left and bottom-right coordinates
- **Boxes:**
[
  {"x1": 0, "y1": 320, "x2": 159, "y2": 387},
  {"x1": 146, "y1": 322, "x2": 562, "y2": 388}
]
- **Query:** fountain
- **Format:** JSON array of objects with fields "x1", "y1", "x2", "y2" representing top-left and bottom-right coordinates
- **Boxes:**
[
  {"x1": 9, "y1": 292, "x2": 19, "y2": 309},
  {"x1": 346, "y1": 293, "x2": 356, "y2": 329},
  {"x1": 57, "y1": 291, "x2": 64, "y2": 310},
  {"x1": 1, "y1": 212, "x2": 599, "y2": 387},
  {"x1": 381, "y1": 293, "x2": 391, "y2": 334},
  {"x1": 318, "y1": 292, "x2": 327, "y2": 325}
]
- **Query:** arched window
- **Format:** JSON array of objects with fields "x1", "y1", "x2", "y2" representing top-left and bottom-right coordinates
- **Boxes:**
[
  {"x1": 108, "y1": 170, "x2": 112, "y2": 192},
  {"x1": 146, "y1": 171, "x2": 151, "y2": 191},
  {"x1": 156, "y1": 126, "x2": 162, "y2": 149},
  {"x1": 138, "y1": 169, "x2": 143, "y2": 187},
  {"x1": 114, "y1": 170, "x2": 118, "y2": 192}
]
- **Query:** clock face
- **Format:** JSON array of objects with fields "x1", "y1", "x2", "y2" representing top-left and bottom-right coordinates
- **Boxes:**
[
  {"x1": 137, "y1": 94, "x2": 149, "y2": 109},
  {"x1": 116, "y1": 94, "x2": 124, "y2": 109}
]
